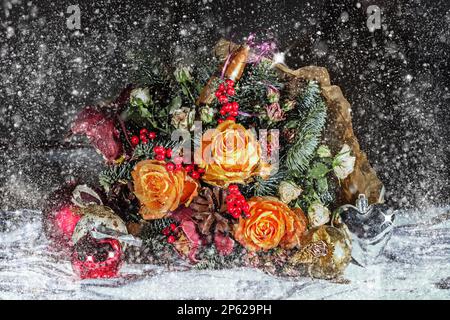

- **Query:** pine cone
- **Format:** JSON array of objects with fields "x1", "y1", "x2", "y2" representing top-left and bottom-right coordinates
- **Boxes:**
[{"x1": 189, "y1": 186, "x2": 231, "y2": 237}]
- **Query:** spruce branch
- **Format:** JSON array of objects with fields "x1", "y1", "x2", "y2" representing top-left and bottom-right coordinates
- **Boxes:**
[{"x1": 286, "y1": 81, "x2": 327, "y2": 173}]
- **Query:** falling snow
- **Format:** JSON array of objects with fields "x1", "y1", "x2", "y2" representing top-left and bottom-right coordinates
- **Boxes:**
[{"x1": 0, "y1": 0, "x2": 449, "y2": 299}]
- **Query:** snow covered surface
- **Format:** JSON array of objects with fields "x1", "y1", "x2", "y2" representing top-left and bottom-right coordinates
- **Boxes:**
[{"x1": 1, "y1": 207, "x2": 449, "y2": 300}]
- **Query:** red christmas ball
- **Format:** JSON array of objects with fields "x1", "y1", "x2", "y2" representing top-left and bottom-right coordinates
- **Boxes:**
[
  {"x1": 71, "y1": 236, "x2": 123, "y2": 279},
  {"x1": 42, "y1": 183, "x2": 85, "y2": 249},
  {"x1": 54, "y1": 206, "x2": 81, "y2": 240}
]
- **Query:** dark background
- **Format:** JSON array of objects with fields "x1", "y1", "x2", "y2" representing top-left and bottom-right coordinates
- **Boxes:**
[{"x1": 0, "y1": 0, "x2": 449, "y2": 210}]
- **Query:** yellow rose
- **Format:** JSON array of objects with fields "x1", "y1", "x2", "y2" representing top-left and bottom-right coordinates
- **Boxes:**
[
  {"x1": 132, "y1": 160, "x2": 186, "y2": 220},
  {"x1": 234, "y1": 197, "x2": 307, "y2": 252},
  {"x1": 197, "y1": 121, "x2": 263, "y2": 187}
]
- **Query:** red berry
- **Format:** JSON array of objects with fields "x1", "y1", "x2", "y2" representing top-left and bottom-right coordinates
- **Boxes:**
[
  {"x1": 165, "y1": 148, "x2": 173, "y2": 159},
  {"x1": 228, "y1": 185, "x2": 240, "y2": 194},
  {"x1": 231, "y1": 102, "x2": 239, "y2": 111},
  {"x1": 170, "y1": 223, "x2": 177, "y2": 232},
  {"x1": 155, "y1": 154, "x2": 165, "y2": 161},
  {"x1": 226, "y1": 196, "x2": 236, "y2": 205},
  {"x1": 228, "y1": 206, "x2": 237, "y2": 215},
  {"x1": 218, "y1": 95, "x2": 228, "y2": 104},
  {"x1": 185, "y1": 164, "x2": 194, "y2": 172},
  {"x1": 223, "y1": 103, "x2": 232, "y2": 113},
  {"x1": 197, "y1": 168, "x2": 205, "y2": 174},
  {"x1": 140, "y1": 136, "x2": 149, "y2": 144},
  {"x1": 242, "y1": 203, "x2": 250, "y2": 213},
  {"x1": 231, "y1": 211, "x2": 241, "y2": 219},
  {"x1": 162, "y1": 227, "x2": 170, "y2": 236},
  {"x1": 191, "y1": 171, "x2": 200, "y2": 179},
  {"x1": 220, "y1": 108, "x2": 227, "y2": 116},
  {"x1": 175, "y1": 163, "x2": 183, "y2": 171},
  {"x1": 154, "y1": 146, "x2": 165, "y2": 155},
  {"x1": 226, "y1": 79, "x2": 235, "y2": 87},
  {"x1": 229, "y1": 110, "x2": 238, "y2": 117},
  {"x1": 218, "y1": 83, "x2": 226, "y2": 92},
  {"x1": 131, "y1": 136, "x2": 139, "y2": 146},
  {"x1": 218, "y1": 119, "x2": 224, "y2": 124},
  {"x1": 215, "y1": 91, "x2": 222, "y2": 98},
  {"x1": 166, "y1": 162, "x2": 175, "y2": 171},
  {"x1": 140, "y1": 128, "x2": 148, "y2": 136},
  {"x1": 148, "y1": 131, "x2": 156, "y2": 139},
  {"x1": 226, "y1": 87, "x2": 235, "y2": 96},
  {"x1": 226, "y1": 116, "x2": 236, "y2": 122},
  {"x1": 167, "y1": 235, "x2": 176, "y2": 244}
]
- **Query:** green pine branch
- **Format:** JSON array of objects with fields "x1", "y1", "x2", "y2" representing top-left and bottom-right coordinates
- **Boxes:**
[{"x1": 286, "y1": 81, "x2": 327, "y2": 173}]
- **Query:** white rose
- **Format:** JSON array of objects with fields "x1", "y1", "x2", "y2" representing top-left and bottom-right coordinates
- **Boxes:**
[
  {"x1": 130, "y1": 88, "x2": 151, "y2": 106},
  {"x1": 333, "y1": 144, "x2": 356, "y2": 180},
  {"x1": 307, "y1": 203, "x2": 331, "y2": 227},
  {"x1": 278, "y1": 181, "x2": 302, "y2": 204}
]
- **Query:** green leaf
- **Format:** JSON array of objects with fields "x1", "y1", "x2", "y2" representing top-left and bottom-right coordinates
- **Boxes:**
[
  {"x1": 309, "y1": 162, "x2": 329, "y2": 179},
  {"x1": 316, "y1": 177, "x2": 328, "y2": 193},
  {"x1": 169, "y1": 96, "x2": 182, "y2": 113}
]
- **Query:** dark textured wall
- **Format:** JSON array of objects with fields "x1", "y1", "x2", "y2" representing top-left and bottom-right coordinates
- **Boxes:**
[{"x1": 0, "y1": 0, "x2": 449, "y2": 210}]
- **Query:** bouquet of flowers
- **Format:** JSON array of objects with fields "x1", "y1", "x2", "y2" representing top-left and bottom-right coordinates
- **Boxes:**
[{"x1": 43, "y1": 38, "x2": 385, "y2": 280}]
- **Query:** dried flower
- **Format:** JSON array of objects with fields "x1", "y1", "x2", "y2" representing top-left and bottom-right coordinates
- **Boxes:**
[
  {"x1": 132, "y1": 160, "x2": 185, "y2": 220},
  {"x1": 199, "y1": 105, "x2": 215, "y2": 124},
  {"x1": 234, "y1": 197, "x2": 307, "y2": 251},
  {"x1": 130, "y1": 87, "x2": 151, "y2": 106},
  {"x1": 307, "y1": 202, "x2": 331, "y2": 227},
  {"x1": 171, "y1": 107, "x2": 196, "y2": 131},
  {"x1": 174, "y1": 67, "x2": 193, "y2": 83},
  {"x1": 265, "y1": 103, "x2": 285, "y2": 122},
  {"x1": 278, "y1": 181, "x2": 302, "y2": 204},
  {"x1": 197, "y1": 121, "x2": 262, "y2": 187},
  {"x1": 333, "y1": 144, "x2": 356, "y2": 179},
  {"x1": 267, "y1": 86, "x2": 280, "y2": 103},
  {"x1": 317, "y1": 145, "x2": 332, "y2": 158},
  {"x1": 282, "y1": 100, "x2": 297, "y2": 112},
  {"x1": 70, "y1": 106, "x2": 123, "y2": 163}
]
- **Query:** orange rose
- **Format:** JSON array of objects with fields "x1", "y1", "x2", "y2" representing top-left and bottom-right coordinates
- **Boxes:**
[
  {"x1": 197, "y1": 121, "x2": 264, "y2": 187},
  {"x1": 179, "y1": 176, "x2": 199, "y2": 207},
  {"x1": 234, "y1": 197, "x2": 307, "y2": 252},
  {"x1": 132, "y1": 160, "x2": 186, "y2": 220}
]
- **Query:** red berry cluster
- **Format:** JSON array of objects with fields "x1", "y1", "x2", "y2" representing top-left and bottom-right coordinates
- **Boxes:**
[
  {"x1": 131, "y1": 128, "x2": 156, "y2": 146},
  {"x1": 226, "y1": 185, "x2": 250, "y2": 219},
  {"x1": 162, "y1": 223, "x2": 179, "y2": 244},
  {"x1": 215, "y1": 79, "x2": 239, "y2": 123},
  {"x1": 184, "y1": 164, "x2": 205, "y2": 180},
  {"x1": 153, "y1": 145, "x2": 183, "y2": 171}
]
